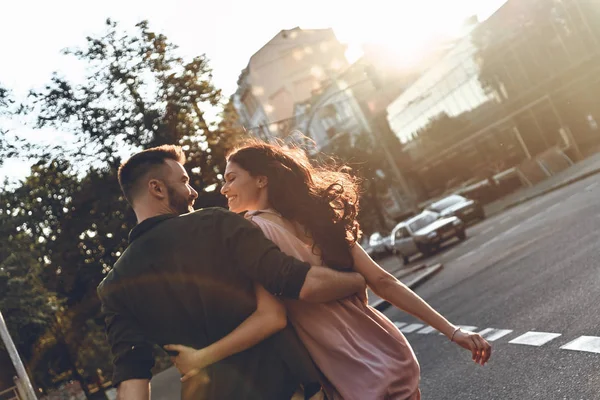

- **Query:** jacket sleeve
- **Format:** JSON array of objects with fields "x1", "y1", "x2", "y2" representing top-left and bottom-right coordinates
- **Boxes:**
[
  {"x1": 97, "y1": 277, "x2": 155, "y2": 386},
  {"x1": 216, "y1": 209, "x2": 311, "y2": 299}
]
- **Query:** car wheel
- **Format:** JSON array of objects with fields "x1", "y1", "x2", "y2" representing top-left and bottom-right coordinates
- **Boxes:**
[
  {"x1": 400, "y1": 254, "x2": 409, "y2": 265},
  {"x1": 457, "y1": 230, "x2": 466, "y2": 240},
  {"x1": 418, "y1": 244, "x2": 432, "y2": 257}
]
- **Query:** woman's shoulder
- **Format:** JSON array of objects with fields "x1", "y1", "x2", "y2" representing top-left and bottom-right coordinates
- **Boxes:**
[{"x1": 245, "y1": 209, "x2": 286, "y2": 227}]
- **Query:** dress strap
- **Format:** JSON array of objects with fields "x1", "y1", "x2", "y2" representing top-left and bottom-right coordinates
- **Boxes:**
[{"x1": 245, "y1": 208, "x2": 282, "y2": 219}]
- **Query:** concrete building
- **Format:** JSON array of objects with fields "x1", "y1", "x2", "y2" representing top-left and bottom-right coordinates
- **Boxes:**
[
  {"x1": 233, "y1": 27, "x2": 348, "y2": 140},
  {"x1": 386, "y1": 0, "x2": 600, "y2": 199}
]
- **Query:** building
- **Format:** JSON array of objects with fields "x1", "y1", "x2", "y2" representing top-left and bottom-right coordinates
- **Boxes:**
[
  {"x1": 386, "y1": 0, "x2": 600, "y2": 199},
  {"x1": 233, "y1": 27, "x2": 349, "y2": 140}
]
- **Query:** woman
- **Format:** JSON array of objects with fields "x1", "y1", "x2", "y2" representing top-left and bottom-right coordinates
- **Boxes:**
[{"x1": 166, "y1": 140, "x2": 491, "y2": 399}]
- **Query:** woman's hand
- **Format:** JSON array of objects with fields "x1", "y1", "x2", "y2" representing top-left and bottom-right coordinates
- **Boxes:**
[
  {"x1": 451, "y1": 328, "x2": 492, "y2": 366},
  {"x1": 164, "y1": 344, "x2": 210, "y2": 382}
]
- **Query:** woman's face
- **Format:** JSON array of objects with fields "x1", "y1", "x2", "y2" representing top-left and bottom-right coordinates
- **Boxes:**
[{"x1": 221, "y1": 161, "x2": 266, "y2": 213}]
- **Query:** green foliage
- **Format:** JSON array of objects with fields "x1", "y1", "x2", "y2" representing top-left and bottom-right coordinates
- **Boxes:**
[{"x1": 1, "y1": 19, "x2": 246, "y2": 394}]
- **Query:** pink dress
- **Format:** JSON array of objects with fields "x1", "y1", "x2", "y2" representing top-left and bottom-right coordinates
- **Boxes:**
[{"x1": 246, "y1": 210, "x2": 421, "y2": 400}]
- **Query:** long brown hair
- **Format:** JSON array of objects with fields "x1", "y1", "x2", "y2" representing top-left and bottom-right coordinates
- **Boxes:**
[{"x1": 227, "y1": 139, "x2": 361, "y2": 270}]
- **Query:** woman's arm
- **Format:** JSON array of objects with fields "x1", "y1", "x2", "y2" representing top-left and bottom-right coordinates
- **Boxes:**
[
  {"x1": 165, "y1": 283, "x2": 287, "y2": 381},
  {"x1": 351, "y1": 244, "x2": 491, "y2": 365}
]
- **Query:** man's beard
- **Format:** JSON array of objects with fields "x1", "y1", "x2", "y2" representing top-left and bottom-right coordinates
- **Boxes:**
[{"x1": 167, "y1": 185, "x2": 194, "y2": 215}]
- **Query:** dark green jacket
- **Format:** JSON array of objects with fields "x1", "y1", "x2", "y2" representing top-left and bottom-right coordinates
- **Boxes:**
[{"x1": 97, "y1": 208, "x2": 320, "y2": 399}]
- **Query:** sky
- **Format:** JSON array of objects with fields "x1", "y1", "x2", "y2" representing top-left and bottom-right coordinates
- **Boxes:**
[{"x1": 0, "y1": 0, "x2": 506, "y2": 181}]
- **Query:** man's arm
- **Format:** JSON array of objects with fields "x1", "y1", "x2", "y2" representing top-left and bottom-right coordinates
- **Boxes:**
[
  {"x1": 97, "y1": 278, "x2": 155, "y2": 399},
  {"x1": 117, "y1": 379, "x2": 150, "y2": 400},
  {"x1": 217, "y1": 209, "x2": 365, "y2": 302},
  {"x1": 298, "y1": 265, "x2": 365, "y2": 303}
]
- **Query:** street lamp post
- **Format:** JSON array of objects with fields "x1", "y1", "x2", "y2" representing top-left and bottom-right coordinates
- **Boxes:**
[{"x1": 0, "y1": 310, "x2": 37, "y2": 400}]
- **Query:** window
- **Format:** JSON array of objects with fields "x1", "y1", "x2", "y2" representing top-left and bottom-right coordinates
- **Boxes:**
[{"x1": 241, "y1": 90, "x2": 259, "y2": 118}]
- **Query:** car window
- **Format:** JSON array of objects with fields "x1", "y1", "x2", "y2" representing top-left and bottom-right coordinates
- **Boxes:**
[
  {"x1": 399, "y1": 227, "x2": 410, "y2": 238},
  {"x1": 429, "y1": 195, "x2": 465, "y2": 212},
  {"x1": 394, "y1": 228, "x2": 407, "y2": 239},
  {"x1": 408, "y1": 213, "x2": 437, "y2": 232}
]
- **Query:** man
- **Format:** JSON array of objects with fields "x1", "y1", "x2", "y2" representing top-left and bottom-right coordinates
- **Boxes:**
[{"x1": 97, "y1": 145, "x2": 366, "y2": 400}]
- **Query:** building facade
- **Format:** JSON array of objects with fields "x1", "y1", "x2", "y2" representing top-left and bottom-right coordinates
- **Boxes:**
[
  {"x1": 386, "y1": 0, "x2": 600, "y2": 199},
  {"x1": 233, "y1": 27, "x2": 348, "y2": 140}
]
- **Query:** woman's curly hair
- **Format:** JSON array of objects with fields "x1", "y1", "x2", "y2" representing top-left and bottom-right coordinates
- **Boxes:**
[{"x1": 227, "y1": 139, "x2": 361, "y2": 270}]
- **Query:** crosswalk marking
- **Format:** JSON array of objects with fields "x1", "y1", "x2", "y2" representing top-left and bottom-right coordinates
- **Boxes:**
[
  {"x1": 478, "y1": 328, "x2": 513, "y2": 342},
  {"x1": 400, "y1": 323, "x2": 424, "y2": 333},
  {"x1": 509, "y1": 331, "x2": 561, "y2": 346},
  {"x1": 394, "y1": 322, "x2": 406, "y2": 329},
  {"x1": 396, "y1": 321, "x2": 600, "y2": 355},
  {"x1": 439, "y1": 325, "x2": 478, "y2": 336},
  {"x1": 417, "y1": 326, "x2": 438, "y2": 334},
  {"x1": 560, "y1": 336, "x2": 600, "y2": 354}
]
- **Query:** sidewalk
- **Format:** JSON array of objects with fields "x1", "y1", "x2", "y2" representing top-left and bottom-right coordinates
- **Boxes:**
[{"x1": 484, "y1": 152, "x2": 600, "y2": 217}]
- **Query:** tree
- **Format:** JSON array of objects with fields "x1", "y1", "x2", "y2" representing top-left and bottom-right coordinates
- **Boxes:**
[
  {"x1": 4, "y1": 19, "x2": 246, "y2": 395},
  {"x1": 0, "y1": 85, "x2": 20, "y2": 168}
]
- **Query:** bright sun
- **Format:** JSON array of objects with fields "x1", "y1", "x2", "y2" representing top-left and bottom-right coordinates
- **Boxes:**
[{"x1": 332, "y1": 0, "x2": 499, "y2": 68}]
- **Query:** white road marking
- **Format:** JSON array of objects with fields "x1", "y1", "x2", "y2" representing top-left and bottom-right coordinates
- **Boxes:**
[
  {"x1": 398, "y1": 321, "x2": 600, "y2": 355},
  {"x1": 499, "y1": 223, "x2": 523, "y2": 238},
  {"x1": 544, "y1": 202, "x2": 562, "y2": 214},
  {"x1": 478, "y1": 328, "x2": 513, "y2": 342},
  {"x1": 585, "y1": 182, "x2": 598, "y2": 191},
  {"x1": 456, "y1": 250, "x2": 476, "y2": 262},
  {"x1": 509, "y1": 331, "x2": 561, "y2": 346},
  {"x1": 458, "y1": 325, "x2": 478, "y2": 332},
  {"x1": 400, "y1": 323, "x2": 424, "y2": 333},
  {"x1": 417, "y1": 326, "x2": 438, "y2": 334},
  {"x1": 518, "y1": 203, "x2": 534, "y2": 213},
  {"x1": 499, "y1": 216, "x2": 512, "y2": 224},
  {"x1": 480, "y1": 227, "x2": 494, "y2": 236},
  {"x1": 560, "y1": 336, "x2": 600, "y2": 354},
  {"x1": 439, "y1": 325, "x2": 478, "y2": 336}
]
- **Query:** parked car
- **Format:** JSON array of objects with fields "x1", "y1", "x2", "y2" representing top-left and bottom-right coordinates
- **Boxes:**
[
  {"x1": 390, "y1": 222, "x2": 419, "y2": 265},
  {"x1": 426, "y1": 194, "x2": 485, "y2": 224},
  {"x1": 391, "y1": 211, "x2": 466, "y2": 262},
  {"x1": 368, "y1": 232, "x2": 393, "y2": 259}
]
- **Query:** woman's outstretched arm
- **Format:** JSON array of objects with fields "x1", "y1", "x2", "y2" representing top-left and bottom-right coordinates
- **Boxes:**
[
  {"x1": 351, "y1": 244, "x2": 492, "y2": 365},
  {"x1": 165, "y1": 283, "x2": 287, "y2": 381}
]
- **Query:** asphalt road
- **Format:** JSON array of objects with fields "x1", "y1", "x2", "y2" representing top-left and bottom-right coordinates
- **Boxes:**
[{"x1": 380, "y1": 173, "x2": 600, "y2": 399}]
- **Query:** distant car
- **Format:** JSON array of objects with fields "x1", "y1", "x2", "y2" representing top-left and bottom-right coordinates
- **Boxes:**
[
  {"x1": 368, "y1": 232, "x2": 393, "y2": 259},
  {"x1": 390, "y1": 222, "x2": 419, "y2": 265},
  {"x1": 392, "y1": 211, "x2": 465, "y2": 261},
  {"x1": 427, "y1": 194, "x2": 485, "y2": 224}
]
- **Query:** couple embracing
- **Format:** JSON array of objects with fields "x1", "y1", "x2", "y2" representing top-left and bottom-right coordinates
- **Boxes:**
[{"x1": 97, "y1": 139, "x2": 491, "y2": 400}]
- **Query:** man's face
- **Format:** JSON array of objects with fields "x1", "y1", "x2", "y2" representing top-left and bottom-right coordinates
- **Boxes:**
[{"x1": 163, "y1": 159, "x2": 198, "y2": 215}]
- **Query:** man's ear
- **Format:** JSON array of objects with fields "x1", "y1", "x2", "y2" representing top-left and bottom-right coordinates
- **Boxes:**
[{"x1": 148, "y1": 179, "x2": 167, "y2": 199}]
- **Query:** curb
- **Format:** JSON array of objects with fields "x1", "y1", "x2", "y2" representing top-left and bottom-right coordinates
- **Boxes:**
[
  {"x1": 489, "y1": 167, "x2": 600, "y2": 218},
  {"x1": 394, "y1": 263, "x2": 427, "y2": 280},
  {"x1": 372, "y1": 263, "x2": 444, "y2": 312}
]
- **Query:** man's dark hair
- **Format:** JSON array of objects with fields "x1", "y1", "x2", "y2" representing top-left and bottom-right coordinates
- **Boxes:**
[{"x1": 118, "y1": 145, "x2": 186, "y2": 205}]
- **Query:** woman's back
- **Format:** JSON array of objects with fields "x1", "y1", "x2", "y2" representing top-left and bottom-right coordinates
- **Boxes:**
[{"x1": 246, "y1": 210, "x2": 421, "y2": 400}]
